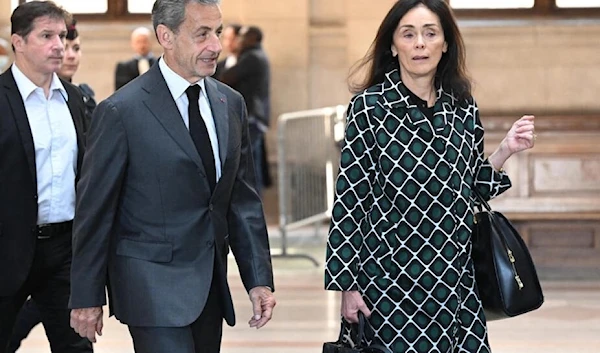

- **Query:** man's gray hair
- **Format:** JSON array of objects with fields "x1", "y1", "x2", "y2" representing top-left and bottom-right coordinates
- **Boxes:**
[{"x1": 152, "y1": 0, "x2": 220, "y2": 37}]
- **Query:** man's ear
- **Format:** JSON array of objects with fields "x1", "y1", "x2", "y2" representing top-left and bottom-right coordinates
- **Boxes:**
[
  {"x1": 11, "y1": 33, "x2": 24, "y2": 53},
  {"x1": 156, "y1": 24, "x2": 174, "y2": 49}
]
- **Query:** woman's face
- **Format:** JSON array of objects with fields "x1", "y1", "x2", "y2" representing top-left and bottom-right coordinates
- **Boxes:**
[
  {"x1": 391, "y1": 4, "x2": 447, "y2": 81},
  {"x1": 58, "y1": 37, "x2": 81, "y2": 80}
]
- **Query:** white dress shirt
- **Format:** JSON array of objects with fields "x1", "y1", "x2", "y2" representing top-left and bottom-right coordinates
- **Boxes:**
[
  {"x1": 224, "y1": 55, "x2": 237, "y2": 69},
  {"x1": 11, "y1": 64, "x2": 77, "y2": 224},
  {"x1": 158, "y1": 57, "x2": 222, "y2": 181}
]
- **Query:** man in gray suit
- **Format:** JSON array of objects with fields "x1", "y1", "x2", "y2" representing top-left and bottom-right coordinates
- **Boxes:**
[{"x1": 68, "y1": 0, "x2": 276, "y2": 352}]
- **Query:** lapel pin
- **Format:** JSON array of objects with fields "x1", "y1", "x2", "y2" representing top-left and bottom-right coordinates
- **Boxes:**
[{"x1": 220, "y1": 97, "x2": 225, "y2": 103}]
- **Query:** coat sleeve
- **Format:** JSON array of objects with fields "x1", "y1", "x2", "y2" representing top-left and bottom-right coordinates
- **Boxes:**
[
  {"x1": 226, "y1": 97, "x2": 274, "y2": 292},
  {"x1": 69, "y1": 98, "x2": 128, "y2": 309},
  {"x1": 472, "y1": 100, "x2": 512, "y2": 201},
  {"x1": 325, "y1": 94, "x2": 377, "y2": 291}
]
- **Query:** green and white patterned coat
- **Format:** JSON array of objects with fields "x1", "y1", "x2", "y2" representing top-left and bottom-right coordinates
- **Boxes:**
[{"x1": 325, "y1": 69, "x2": 511, "y2": 353}]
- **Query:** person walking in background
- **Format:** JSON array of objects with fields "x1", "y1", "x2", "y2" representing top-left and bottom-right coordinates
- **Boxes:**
[
  {"x1": 69, "y1": 0, "x2": 276, "y2": 352},
  {"x1": 325, "y1": 0, "x2": 535, "y2": 352},
  {"x1": 114, "y1": 26, "x2": 156, "y2": 90},
  {"x1": 219, "y1": 25, "x2": 272, "y2": 196},
  {"x1": 7, "y1": 17, "x2": 97, "y2": 353},
  {"x1": 0, "y1": 38, "x2": 10, "y2": 71},
  {"x1": 0, "y1": 2, "x2": 93, "y2": 352},
  {"x1": 59, "y1": 19, "x2": 96, "y2": 121},
  {"x1": 214, "y1": 23, "x2": 241, "y2": 79}
]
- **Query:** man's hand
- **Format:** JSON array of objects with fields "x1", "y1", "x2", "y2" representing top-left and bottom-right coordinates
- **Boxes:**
[
  {"x1": 248, "y1": 286, "x2": 276, "y2": 329},
  {"x1": 70, "y1": 307, "x2": 103, "y2": 343},
  {"x1": 341, "y1": 291, "x2": 371, "y2": 323}
]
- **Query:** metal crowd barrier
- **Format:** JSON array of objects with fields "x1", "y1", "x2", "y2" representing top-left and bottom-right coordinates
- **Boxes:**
[{"x1": 274, "y1": 105, "x2": 347, "y2": 266}]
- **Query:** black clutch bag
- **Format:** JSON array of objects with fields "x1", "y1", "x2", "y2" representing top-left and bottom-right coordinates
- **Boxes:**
[
  {"x1": 471, "y1": 190, "x2": 544, "y2": 320},
  {"x1": 323, "y1": 312, "x2": 390, "y2": 353}
]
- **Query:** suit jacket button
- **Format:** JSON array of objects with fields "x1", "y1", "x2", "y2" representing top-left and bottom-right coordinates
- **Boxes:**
[
  {"x1": 209, "y1": 204, "x2": 214, "y2": 211},
  {"x1": 207, "y1": 240, "x2": 214, "y2": 247},
  {"x1": 33, "y1": 195, "x2": 38, "y2": 199}
]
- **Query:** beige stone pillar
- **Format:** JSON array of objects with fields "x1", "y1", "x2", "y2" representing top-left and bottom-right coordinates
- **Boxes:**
[
  {"x1": 222, "y1": 0, "x2": 310, "y2": 159},
  {"x1": 309, "y1": 0, "x2": 349, "y2": 109},
  {"x1": 1, "y1": 0, "x2": 12, "y2": 37},
  {"x1": 238, "y1": 0, "x2": 310, "y2": 118}
]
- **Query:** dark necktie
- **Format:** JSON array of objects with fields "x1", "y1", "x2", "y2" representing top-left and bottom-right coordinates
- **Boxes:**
[{"x1": 186, "y1": 85, "x2": 216, "y2": 192}]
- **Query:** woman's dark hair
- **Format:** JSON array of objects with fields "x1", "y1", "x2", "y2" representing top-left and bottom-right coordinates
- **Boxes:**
[
  {"x1": 228, "y1": 23, "x2": 242, "y2": 35},
  {"x1": 348, "y1": 0, "x2": 471, "y2": 101},
  {"x1": 66, "y1": 19, "x2": 78, "y2": 40}
]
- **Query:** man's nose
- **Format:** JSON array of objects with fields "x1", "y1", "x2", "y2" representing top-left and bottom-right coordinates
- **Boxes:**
[
  {"x1": 208, "y1": 32, "x2": 222, "y2": 52},
  {"x1": 53, "y1": 35, "x2": 65, "y2": 50}
]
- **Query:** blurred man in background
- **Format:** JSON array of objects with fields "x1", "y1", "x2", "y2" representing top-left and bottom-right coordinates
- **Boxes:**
[{"x1": 114, "y1": 26, "x2": 156, "y2": 90}]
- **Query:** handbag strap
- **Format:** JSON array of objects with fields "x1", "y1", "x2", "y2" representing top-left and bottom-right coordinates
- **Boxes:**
[
  {"x1": 336, "y1": 312, "x2": 367, "y2": 344},
  {"x1": 357, "y1": 311, "x2": 366, "y2": 346},
  {"x1": 472, "y1": 189, "x2": 524, "y2": 290}
]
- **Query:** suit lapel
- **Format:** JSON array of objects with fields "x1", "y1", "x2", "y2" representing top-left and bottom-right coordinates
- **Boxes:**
[
  {"x1": 204, "y1": 78, "x2": 229, "y2": 168},
  {"x1": 141, "y1": 65, "x2": 205, "y2": 171},
  {"x1": 1, "y1": 69, "x2": 37, "y2": 183}
]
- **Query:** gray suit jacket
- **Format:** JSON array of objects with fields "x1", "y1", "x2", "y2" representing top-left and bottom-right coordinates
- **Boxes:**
[{"x1": 69, "y1": 61, "x2": 274, "y2": 327}]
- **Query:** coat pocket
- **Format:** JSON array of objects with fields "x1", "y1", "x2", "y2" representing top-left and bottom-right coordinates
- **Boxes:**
[{"x1": 116, "y1": 238, "x2": 173, "y2": 263}]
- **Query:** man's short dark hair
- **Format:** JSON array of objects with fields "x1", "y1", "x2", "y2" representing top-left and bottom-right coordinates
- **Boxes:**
[
  {"x1": 245, "y1": 26, "x2": 263, "y2": 43},
  {"x1": 11, "y1": 1, "x2": 70, "y2": 39}
]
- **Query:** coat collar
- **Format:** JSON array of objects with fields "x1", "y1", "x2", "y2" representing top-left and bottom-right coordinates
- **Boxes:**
[{"x1": 378, "y1": 68, "x2": 459, "y2": 137}]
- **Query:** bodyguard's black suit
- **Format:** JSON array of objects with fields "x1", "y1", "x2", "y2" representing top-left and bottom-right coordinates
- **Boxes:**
[
  {"x1": 0, "y1": 68, "x2": 92, "y2": 352},
  {"x1": 114, "y1": 56, "x2": 157, "y2": 91}
]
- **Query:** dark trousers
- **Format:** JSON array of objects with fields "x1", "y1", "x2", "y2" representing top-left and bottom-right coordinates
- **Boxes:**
[
  {"x1": 0, "y1": 230, "x2": 93, "y2": 353},
  {"x1": 128, "y1": 265, "x2": 223, "y2": 353},
  {"x1": 7, "y1": 299, "x2": 41, "y2": 352}
]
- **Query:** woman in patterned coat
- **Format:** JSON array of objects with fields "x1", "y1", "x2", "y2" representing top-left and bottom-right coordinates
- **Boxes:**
[{"x1": 324, "y1": 1, "x2": 536, "y2": 352}]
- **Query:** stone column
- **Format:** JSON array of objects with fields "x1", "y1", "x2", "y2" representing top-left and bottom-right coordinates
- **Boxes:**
[{"x1": 1, "y1": 0, "x2": 12, "y2": 36}]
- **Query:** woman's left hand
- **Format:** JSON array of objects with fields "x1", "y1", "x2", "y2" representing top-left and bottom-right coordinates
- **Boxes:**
[{"x1": 502, "y1": 115, "x2": 536, "y2": 154}]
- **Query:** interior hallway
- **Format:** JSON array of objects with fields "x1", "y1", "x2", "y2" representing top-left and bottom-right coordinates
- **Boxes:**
[{"x1": 14, "y1": 223, "x2": 600, "y2": 353}]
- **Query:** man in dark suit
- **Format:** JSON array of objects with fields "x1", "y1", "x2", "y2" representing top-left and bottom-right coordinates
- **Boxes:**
[
  {"x1": 213, "y1": 23, "x2": 241, "y2": 79},
  {"x1": 0, "y1": 2, "x2": 93, "y2": 352},
  {"x1": 69, "y1": 1, "x2": 276, "y2": 352},
  {"x1": 219, "y1": 26, "x2": 271, "y2": 196},
  {"x1": 114, "y1": 27, "x2": 156, "y2": 90}
]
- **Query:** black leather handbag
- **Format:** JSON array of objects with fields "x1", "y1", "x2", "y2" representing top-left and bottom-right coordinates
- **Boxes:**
[
  {"x1": 471, "y1": 190, "x2": 545, "y2": 320},
  {"x1": 323, "y1": 313, "x2": 390, "y2": 353}
]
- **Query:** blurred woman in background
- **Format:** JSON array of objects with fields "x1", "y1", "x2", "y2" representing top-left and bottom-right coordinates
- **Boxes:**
[{"x1": 58, "y1": 19, "x2": 96, "y2": 122}]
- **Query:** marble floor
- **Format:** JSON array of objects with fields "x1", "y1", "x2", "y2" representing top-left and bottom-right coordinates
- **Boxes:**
[{"x1": 15, "y1": 228, "x2": 600, "y2": 353}]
